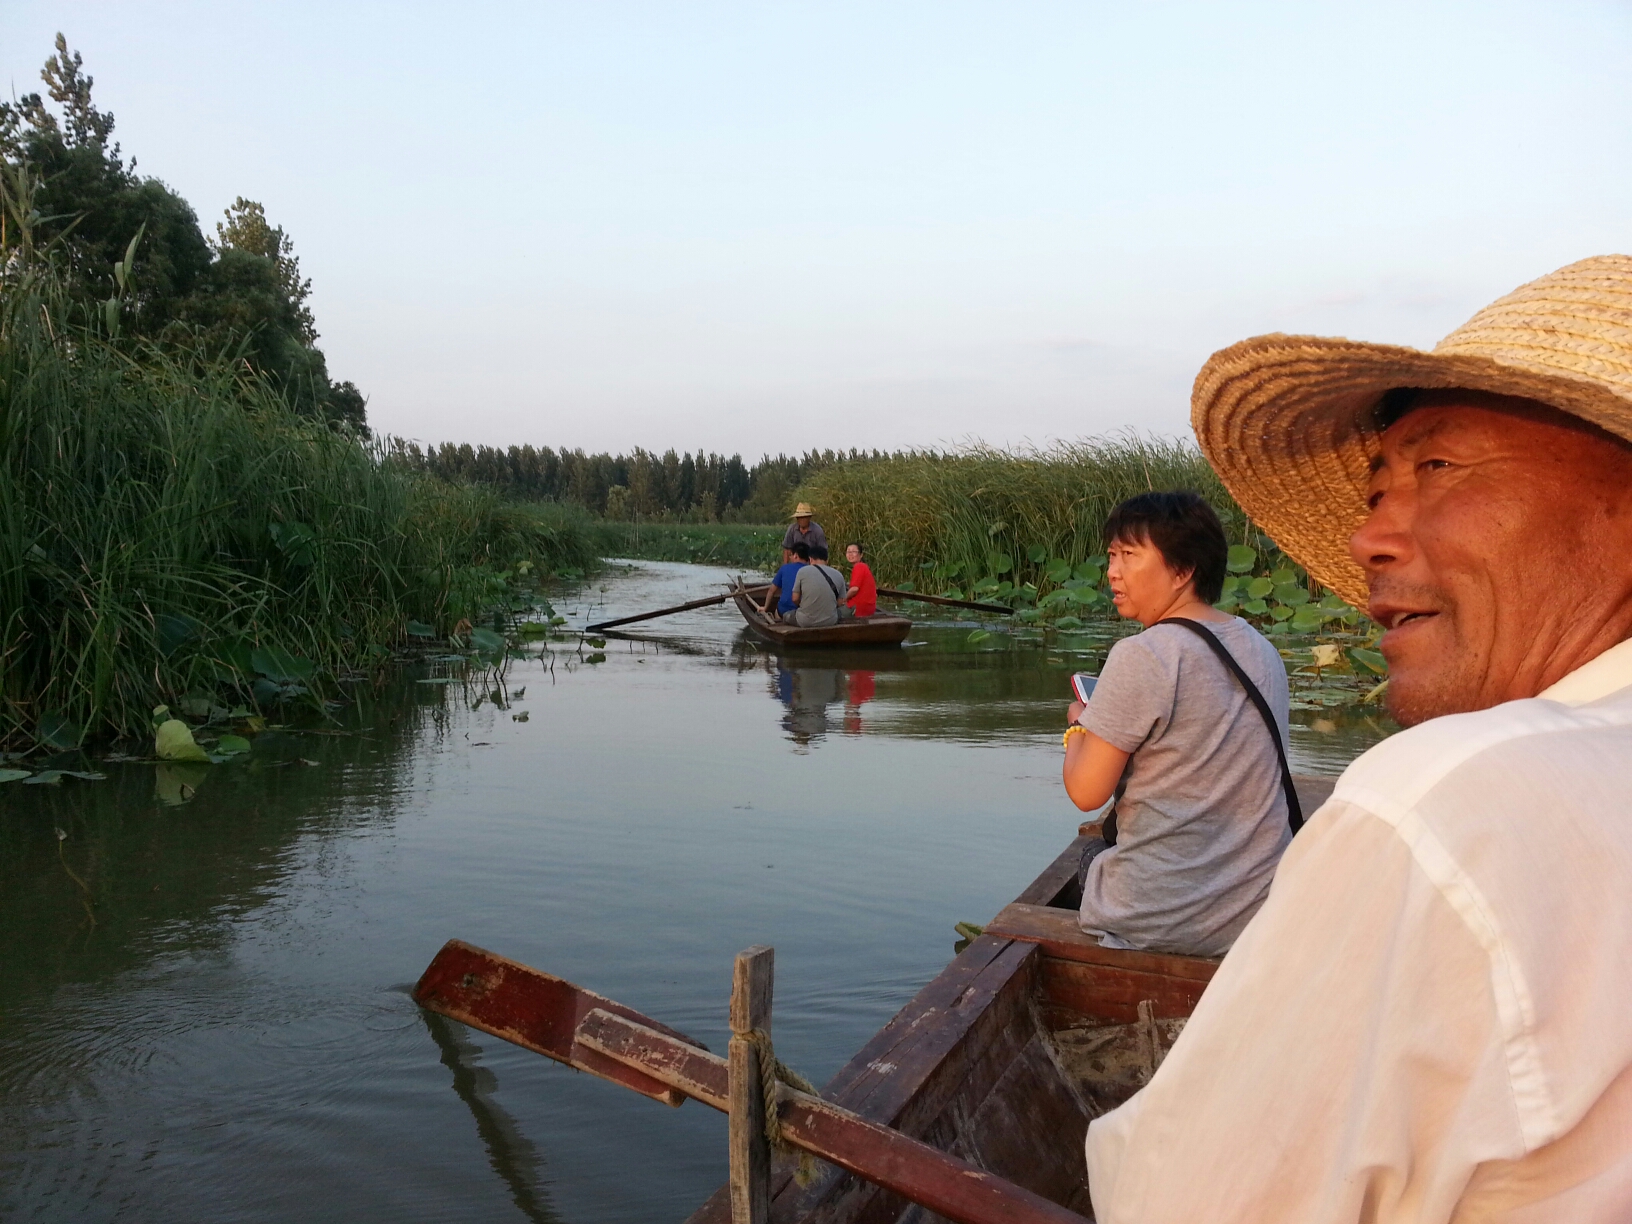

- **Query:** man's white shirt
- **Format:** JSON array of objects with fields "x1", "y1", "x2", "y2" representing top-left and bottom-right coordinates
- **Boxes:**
[{"x1": 1086, "y1": 637, "x2": 1632, "y2": 1223}]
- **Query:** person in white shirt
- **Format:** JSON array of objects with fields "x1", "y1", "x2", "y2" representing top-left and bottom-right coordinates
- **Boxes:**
[{"x1": 1086, "y1": 254, "x2": 1632, "y2": 1223}]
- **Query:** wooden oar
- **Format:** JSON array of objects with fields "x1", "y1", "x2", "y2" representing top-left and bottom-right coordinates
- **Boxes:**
[
  {"x1": 584, "y1": 585, "x2": 771, "y2": 632},
  {"x1": 414, "y1": 940, "x2": 1089, "y2": 1224},
  {"x1": 877, "y1": 587, "x2": 1015, "y2": 615}
]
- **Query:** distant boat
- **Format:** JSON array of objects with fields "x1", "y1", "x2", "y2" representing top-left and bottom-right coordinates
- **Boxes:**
[{"x1": 730, "y1": 581, "x2": 913, "y2": 647}]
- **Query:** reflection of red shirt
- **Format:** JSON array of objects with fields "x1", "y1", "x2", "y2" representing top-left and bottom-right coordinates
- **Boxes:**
[
  {"x1": 847, "y1": 670, "x2": 876, "y2": 704},
  {"x1": 848, "y1": 561, "x2": 877, "y2": 615}
]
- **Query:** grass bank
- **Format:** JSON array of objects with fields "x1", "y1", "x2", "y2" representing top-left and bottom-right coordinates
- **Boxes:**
[
  {"x1": 586, "y1": 520, "x2": 783, "y2": 571},
  {"x1": 0, "y1": 269, "x2": 595, "y2": 751}
]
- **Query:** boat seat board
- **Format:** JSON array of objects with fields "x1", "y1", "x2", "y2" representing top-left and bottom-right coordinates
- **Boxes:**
[{"x1": 984, "y1": 904, "x2": 1219, "y2": 981}]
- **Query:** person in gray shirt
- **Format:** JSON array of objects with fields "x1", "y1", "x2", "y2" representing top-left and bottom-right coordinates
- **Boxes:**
[
  {"x1": 782, "y1": 503, "x2": 827, "y2": 555},
  {"x1": 1062, "y1": 491, "x2": 1292, "y2": 957},
  {"x1": 789, "y1": 545, "x2": 847, "y2": 627}
]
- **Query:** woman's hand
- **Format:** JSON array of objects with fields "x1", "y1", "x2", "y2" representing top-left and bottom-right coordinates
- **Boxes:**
[{"x1": 1067, "y1": 700, "x2": 1087, "y2": 725}]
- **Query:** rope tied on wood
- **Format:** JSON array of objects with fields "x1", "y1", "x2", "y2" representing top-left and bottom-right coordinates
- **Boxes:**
[{"x1": 739, "y1": 1026, "x2": 820, "y2": 1187}]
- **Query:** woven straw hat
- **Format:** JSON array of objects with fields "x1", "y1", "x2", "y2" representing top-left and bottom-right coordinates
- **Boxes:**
[
  {"x1": 1192, "y1": 254, "x2": 1632, "y2": 608},
  {"x1": 792, "y1": 502, "x2": 815, "y2": 518}
]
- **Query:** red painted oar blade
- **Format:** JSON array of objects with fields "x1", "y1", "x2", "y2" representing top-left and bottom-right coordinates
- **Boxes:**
[{"x1": 413, "y1": 939, "x2": 705, "y2": 1107}]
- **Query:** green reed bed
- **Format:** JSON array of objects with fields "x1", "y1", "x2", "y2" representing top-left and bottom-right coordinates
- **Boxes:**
[
  {"x1": 796, "y1": 438, "x2": 1234, "y2": 590},
  {"x1": 796, "y1": 439, "x2": 1388, "y2": 702},
  {"x1": 0, "y1": 273, "x2": 594, "y2": 751}
]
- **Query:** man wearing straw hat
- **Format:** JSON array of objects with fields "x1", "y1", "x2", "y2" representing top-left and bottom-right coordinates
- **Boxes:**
[
  {"x1": 1085, "y1": 256, "x2": 1632, "y2": 1222},
  {"x1": 782, "y1": 503, "x2": 827, "y2": 555}
]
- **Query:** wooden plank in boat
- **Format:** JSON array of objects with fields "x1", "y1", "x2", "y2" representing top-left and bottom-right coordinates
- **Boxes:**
[{"x1": 984, "y1": 903, "x2": 1219, "y2": 982}]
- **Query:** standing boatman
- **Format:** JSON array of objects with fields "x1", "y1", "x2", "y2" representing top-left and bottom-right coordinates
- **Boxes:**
[{"x1": 782, "y1": 502, "x2": 827, "y2": 556}]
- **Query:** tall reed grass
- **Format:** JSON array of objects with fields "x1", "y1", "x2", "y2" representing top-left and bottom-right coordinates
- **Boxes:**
[
  {"x1": 0, "y1": 267, "x2": 594, "y2": 749},
  {"x1": 796, "y1": 437, "x2": 1242, "y2": 591}
]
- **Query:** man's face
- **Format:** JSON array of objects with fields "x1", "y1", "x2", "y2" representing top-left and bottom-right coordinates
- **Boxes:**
[
  {"x1": 1349, "y1": 393, "x2": 1632, "y2": 725},
  {"x1": 796, "y1": 516, "x2": 811, "y2": 529}
]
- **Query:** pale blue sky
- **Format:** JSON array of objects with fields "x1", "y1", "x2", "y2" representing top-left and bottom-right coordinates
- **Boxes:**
[{"x1": 5, "y1": 2, "x2": 1630, "y2": 454}]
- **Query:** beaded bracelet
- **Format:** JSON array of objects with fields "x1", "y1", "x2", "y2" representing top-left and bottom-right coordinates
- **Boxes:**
[{"x1": 1062, "y1": 725, "x2": 1088, "y2": 748}]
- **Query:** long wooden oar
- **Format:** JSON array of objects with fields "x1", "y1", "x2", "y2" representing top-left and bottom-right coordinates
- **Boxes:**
[
  {"x1": 414, "y1": 940, "x2": 1088, "y2": 1224},
  {"x1": 585, "y1": 585, "x2": 770, "y2": 632},
  {"x1": 877, "y1": 587, "x2": 1015, "y2": 615}
]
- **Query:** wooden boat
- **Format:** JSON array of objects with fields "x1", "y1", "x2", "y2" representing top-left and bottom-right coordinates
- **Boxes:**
[
  {"x1": 731, "y1": 584, "x2": 913, "y2": 648},
  {"x1": 415, "y1": 775, "x2": 1338, "y2": 1223}
]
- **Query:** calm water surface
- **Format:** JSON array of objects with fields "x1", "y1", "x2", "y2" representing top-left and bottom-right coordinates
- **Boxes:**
[{"x1": 0, "y1": 561, "x2": 1393, "y2": 1223}]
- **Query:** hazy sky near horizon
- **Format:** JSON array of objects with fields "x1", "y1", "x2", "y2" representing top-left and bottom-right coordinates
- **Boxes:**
[{"x1": 4, "y1": 2, "x2": 1631, "y2": 456}]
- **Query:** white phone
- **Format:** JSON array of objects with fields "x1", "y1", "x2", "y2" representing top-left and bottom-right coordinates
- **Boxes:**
[{"x1": 1070, "y1": 673, "x2": 1097, "y2": 704}]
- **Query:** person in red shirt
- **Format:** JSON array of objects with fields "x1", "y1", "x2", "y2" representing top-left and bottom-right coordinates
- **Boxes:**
[{"x1": 844, "y1": 543, "x2": 877, "y2": 616}]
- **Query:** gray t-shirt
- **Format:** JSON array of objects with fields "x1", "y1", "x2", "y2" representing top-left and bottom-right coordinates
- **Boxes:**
[
  {"x1": 791, "y1": 564, "x2": 845, "y2": 626},
  {"x1": 1076, "y1": 616, "x2": 1291, "y2": 957}
]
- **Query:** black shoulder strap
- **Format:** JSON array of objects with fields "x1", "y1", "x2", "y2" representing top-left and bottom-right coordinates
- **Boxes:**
[
  {"x1": 816, "y1": 566, "x2": 844, "y2": 599},
  {"x1": 1163, "y1": 618, "x2": 1304, "y2": 835}
]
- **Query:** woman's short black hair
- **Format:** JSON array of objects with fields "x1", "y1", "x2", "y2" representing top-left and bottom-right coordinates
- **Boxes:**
[{"x1": 1102, "y1": 491, "x2": 1228, "y2": 603}]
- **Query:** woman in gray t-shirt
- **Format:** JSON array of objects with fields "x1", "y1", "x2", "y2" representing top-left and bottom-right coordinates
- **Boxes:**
[{"x1": 1063, "y1": 492, "x2": 1291, "y2": 957}]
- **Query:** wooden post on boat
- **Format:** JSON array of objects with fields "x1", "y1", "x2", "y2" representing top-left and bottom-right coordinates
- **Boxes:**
[{"x1": 728, "y1": 946, "x2": 774, "y2": 1224}]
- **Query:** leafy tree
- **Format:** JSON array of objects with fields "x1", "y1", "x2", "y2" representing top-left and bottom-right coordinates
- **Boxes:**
[{"x1": 0, "y1": 34, "x2": 368, "y2": 433}]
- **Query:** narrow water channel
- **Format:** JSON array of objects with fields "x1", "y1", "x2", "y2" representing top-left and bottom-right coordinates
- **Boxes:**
[{"x1": 0, "y1": 561, "x2": 1392, "y2": 1223}]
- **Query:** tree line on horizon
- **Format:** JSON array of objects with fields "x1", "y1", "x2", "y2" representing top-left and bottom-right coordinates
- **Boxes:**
[{"x1": 389, "y1": 442, "x2": 892, "y2": 523}]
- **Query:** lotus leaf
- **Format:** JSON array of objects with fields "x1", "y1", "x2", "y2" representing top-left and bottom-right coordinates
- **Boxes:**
[
  {"x1": 37, "y1": 712, "x2": 83, "y2": 751},
  {"x1": 1348, "y1": 647, "x2": 1388, "y2": 675},
  {"x1": 585, "y1": 652, "x2": 607, "y2": 664},
  {"x1": 215, "y1": 735, "x2": 252, "y2": 757},
  {"x1": 1027, "y1": 544, "x2": 1049, "y2": 563},
  {"x1": 0, "y1": 769, "x2": 32, "y2": 783},
  {"x1": 1055, "y1": 615, "x2": 1085, "y2": 631},
  {"x1": 1290, "y1": 606, "x2": 1325, "y2": 632},
  {"x1": 157, "y1": 612, "x2": 205, "y2": 657},
  {"x1": 406, "y1": 620, "x2": 436, "y2": 638},
  {"x1": 468, "y1": 628, "x2": 506, "y2": 653},
  {"x1": 25, "y1": 769, "x2": 105, "y2": 785},
  {"x1": 1272, "y1": 583, "x2": 1310, "y2": 606},
  {"x1": 987, "y1": 553, "x2": 1012, "y2": 575},
  {"x1": 1226, "y1": 545, "x2": 1258, "y2": 573},
  {"x1": 251, "y1": 645, "x2": 315, "y2": 683},
  {"x1": 156, "y1": 718, "x2": 211, "y2": 763},
  {"x1": 1244, "y1": 598, "x2": 1269, "y2": 615},
  {"x1": 1269, "y1": 604, "x2": 1294, "y2": 622},
  {"x1": 1246, "y1": 576, "x2": 1274, "y2": 599}
]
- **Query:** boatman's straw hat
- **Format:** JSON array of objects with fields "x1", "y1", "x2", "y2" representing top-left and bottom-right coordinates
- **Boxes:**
[
  {"x1": 792, "y1": 503, "x2": 815, "y2": 519},
  {"x1": 1192, "y1": 254, "x2": 1632, "y2": 609}
]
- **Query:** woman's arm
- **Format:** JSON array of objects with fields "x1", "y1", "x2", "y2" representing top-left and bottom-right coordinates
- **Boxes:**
[{"x1": 1063, "y1": 700, "x2": 1132, "y2": 812}]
